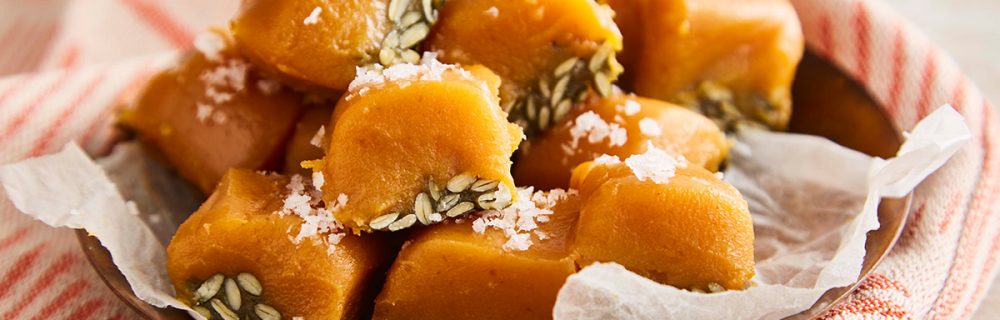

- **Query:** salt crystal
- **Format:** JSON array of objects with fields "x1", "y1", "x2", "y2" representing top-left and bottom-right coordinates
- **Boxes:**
[
  {"x1": 484, "y1": 6, "x2": 499, "y2": 18},
  {"x1": 256, "y1": 79, "x2": 281, "y2": 95},
  {"x1": 194, "y1": 32, "x2": 226, "y2": 62},
  {"x1": 469, "y1": 187, "x2": 567, "y2": 251},
  {"x1": 568, "y1": 111, "x2": 628, "y2": 149},
  {"x1": 638, "y1": 118, "x2": 662, "y2": 137},
  {"x1": 608, "y1": 125, "x2": 628, "y2": 147},
  {"x1": 593, "y1": 154, "x2": 621, "y2": 165},
  {"x1": 715, "y1": 172, "x2": 725, "y2": 180},
  {"x1": 195, "y1": 103, "x2": 213, "y2": 123},
  {"x1": 312, "y1": 171, "x2": 325, "y2": 189},
  {"x1": 310, "y1": 126, "x2": 326, "y2": 148},
  {"x1": 624, "y1": 142, "x2": 685, "y2": 184},
  {"x1": 304, "y1": 7, "x2": 322, "y2": 25},
  {"x1": 504, "y1": 233, "x2": 532, "y2": 251},
  {"x1": 624, "y1": 99, "x2": 641, "y2": 116},
  {"x1": 346, "y1": 53, "x2": 476, "y2": 100},
  {"x1": 278, "y1": 174, "x2": 347, "y2": 253},
  {"x1": 211, "y1": 111, "x2": 227, "y2": 124},
  {"x1": 534, "y1": 230, "x2": 549, "y2": 240}
]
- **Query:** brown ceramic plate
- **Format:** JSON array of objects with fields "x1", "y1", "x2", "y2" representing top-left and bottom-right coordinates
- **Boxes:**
[{"x1": 76, "y1": 51, "x2": 911, "y2": 319}]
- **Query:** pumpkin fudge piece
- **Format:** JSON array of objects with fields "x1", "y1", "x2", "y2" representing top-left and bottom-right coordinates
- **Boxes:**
[
  {"x1": 515, "y1": 91, "x2": 728, "y2": 189},
  {"x1": 167, "y1": 169, "x2": 396, "y2": 320},
  {"x1": 426, "y1": 0, "x2": 623, "y2": 137},
  {"x1": 231, "y1": 0, "x2": 445, "y2": 91},
  {"x1": 282, "y1": 105, "x2": 334, "y2": 176},
  {"x1": 374, "y1": 189, "x2": 580, "y2": 320},
  {"x1": 606, "y1": 0, "x2": 803, "y2": 131},
  {"x1": 569, "y1": 147, "x2": 754, "y2": 291},
  {"x1": 314, "y1": 58, "x2": 523, "y2": 232},
  {"x1": 121, "y1": 31, "x2": 304, "y2": 193}
]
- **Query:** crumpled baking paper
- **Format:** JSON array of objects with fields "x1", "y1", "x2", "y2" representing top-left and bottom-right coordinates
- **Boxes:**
[
  {"x1": 553, "y1": 105, "x2": 971, "y2": 320},
  {"x1": 0, "y1": 143, "x2": 202, "y2": 317},
  {"x1": 0, "y1": 106, "x2": 969, "y2": 319}
]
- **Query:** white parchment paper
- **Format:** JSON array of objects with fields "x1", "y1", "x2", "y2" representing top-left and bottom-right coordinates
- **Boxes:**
[
  {"x1": 553, "y1": 106, "x2": 971, "y2": 320},
  {"x1": 0, "y1": 106, "x2": 970, "y2": 319}
]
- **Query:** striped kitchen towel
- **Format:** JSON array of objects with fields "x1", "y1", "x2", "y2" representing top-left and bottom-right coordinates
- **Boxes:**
[{"x1": 0, "y1": 0, "x2": 997, "y2": 319}]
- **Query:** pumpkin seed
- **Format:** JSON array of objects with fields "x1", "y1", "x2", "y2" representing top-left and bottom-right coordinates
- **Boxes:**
[
  {"x1": 401, "y1": 49, "x2": 421, "y2": 64},
  {"x1": 446, "y1": 202, "x2": 475, "y2": 217},
  {"x1": 428, "y1": 180, "x2": 443, "y2": 201},
  {"x1": 593, "y1": 72, "x2": 612, "y2": 97},
  {"x1": 422, "y1": 0, "x2": 437, "y2": 24},
  {"x1": 436, "y1": 194, "x2": 460, "y2": 212},
  {"x1": 446, "y1": 173, "x2": 476, "y2": 193},
  {"x1": 255, "y1": 304, "x2": 282, "y2": 320},
  {"x1": 388, "y1": 0, "x2": 412, "y2": 22},
  {"x1": 192, "y1": 306, "x2": 212, "y2": 319},
  {"x1": 551, "y1": 75, "x2": 570, "y2": 107},
  {"x1": 538, "y1": 105, "x2": 551, "y2": 130},
  {"x1": 491, "y1": 189, "x2": 513, "y2": 209},
  {"x1": 538, "y1": 77, "x2": 551, "y2": 100},
  {"x1": 470, "y1": 179, "x2": 499, "y2": 192},
  {"x1": 525, "y1": 98, "x2": 538, "y2": 121},
  {"x1": 476, "y1": 193, "x2": 497, "y2": 209},
  {"x1": 414, "y1": 193, "x2": 434, "y2": 225},
  {"x1": 210, "y1": 299, "x2": 238, "y2": 320},
  {"x1": 223, "y1": 278, "x2": 241, "y2": 310},
  {"x1": 554, "y1": 57, "x2": 579, "y2": 78},
  {"x1": 388, "y1": 214, "x2": 418, "y2": 231},
  {"x1": 400, "y1": 11, "x2": 423, "y2": 28},
  {"x1": 193, "y1": 274, "x2": 224, "y2": 303},
  {"x1": 399, "y1": 22, "x2": 430, "y2": 49},
  {"x1": 370, "y1": 213, "x2": 401, "y2": 230},
  {"x1": 236, "y1": 273, "x2": 262, "y2": 296},
  {"x1": 382, "y1": 30, "x2": 400, "y2": 49},
  {"x1": 553, "y1": 99, "x2": 572, "y2": 122},
  {"x1": 379, "y1": 48, "x2": 397, "y2": 66},
  {"x1": 590, "y1": 42, "x2": 613, "y2": 73}
]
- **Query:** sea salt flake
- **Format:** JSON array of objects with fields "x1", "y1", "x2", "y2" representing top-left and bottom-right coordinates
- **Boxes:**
[
  {"x1": 194, "y1": 32, "x2": 226, "y2": 62},
  {"x1": 279, "y1": 175, "x2": 347, "y2": 252},
  {"x1": 484, "y1": 6, "x2": 499, "y2": 18},
  {"x1": 346, "y1": 53, "x2": 475, "y2": 100},
  {"x1": 304, "y1": 7, "x2": 322, "y2": 25},
  {"x1": 312, "y1": 171, "x2": 325, "y2": 189},
  {"x1": 624, "y1": 142, "x2": 685, "y2": 184},
  {"x1": 211, "y1": 111, "x2": 227, "y2": 124},
  {"x1": 593, "y1": 154, "x2": 621, "y2": 165},
  {"x1": 195, "y1": 103, "x2": 213, "y2": 123},
  {"x1": 568, "y1": 111, "x2": 628, "y2": 149},
  {"x1": 624, "y1": 99, "x2": 641, "y2": 116},
  {"x1": 470, "y1": 187, "x2": 565, "y2": 251},
  {"x1": 256, "y1": 79, "x2": 281, "y2": 95},
  {"x1": 310, "y1": 126, "x2": 326, "y2": 147},
  {"x1": 639, "y1": 118, "x2": 662, "y2": 137},
  {"x1": 504, "y1": 233, "x2": 532, "y2": 251}
]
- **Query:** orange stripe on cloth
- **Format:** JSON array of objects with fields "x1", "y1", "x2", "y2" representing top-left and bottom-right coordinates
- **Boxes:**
[
  {"x1": 28, "y1": 71, "x2": 107, "y2": 157},
  {"x1": 932, "y1": 99, "x2": 999, "y2": 319},
  {"x1": 852, "y1": 1, "x2": 871, "y2": 86},
  {"x1": 68, "y1": 298, "x2": 106, "y2": 320},
  {"x1": 886, "y1": 21, "x2": 907, "y2": 117},
  {"x1": 28, "y1": 279, "x2": 89, "y2": 320},
  {"x1": 119, "y1": 0, "x2": 193, "y2": 49},
  {"x1": 0, "y1": 244, "x2": 46, "y2": 300},
  {"x1": 0, "y1": 69, "x2": 73, "y2": 144},
  {"x1": 2, "y1": 251, "x2": 81, "y2": 319}
]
